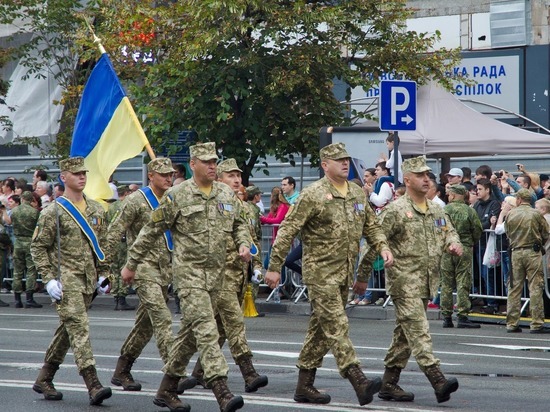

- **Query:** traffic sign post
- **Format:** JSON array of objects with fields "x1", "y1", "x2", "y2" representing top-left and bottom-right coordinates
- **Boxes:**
[{"x1": 379, "y1": 80, "x2": 417, "y2": 185}]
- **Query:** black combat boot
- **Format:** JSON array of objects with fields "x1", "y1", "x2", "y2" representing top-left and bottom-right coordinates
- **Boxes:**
[
  {"x1": 236, "y1": 355, "x2": 268, "y2": 393},
  {"x1": 345, "y1": 364, "x2": 382, "y2": 406},
  {"x1": 154, "y1": 374, "x2": 191, "y2": 412},
  {"x1": 211, "y1": 378, "x2": 244, "y2": 412},
  {"x1": 423, "y1": 365, "x2": 459, "y2": 403},
  {"x1": 378, "y1": 366, "x2": 415, "y2": 401},
  {"x1": 33, "y1": 362, "x2": 63, "y2": 400},
  {"x1": 14, "y1": 292, "x2": 23, "y2": 308},
  {"x1": 293, "y1": 368, "x2": 331, "y2": 404},
  {"x1": 25, "y1": 292, "x2": 43, "y2": 308},
  {"x1": 111, "y1": 355, "x2": 142, "y2": 391},
  {"x1": 116, "y1": 296, "x2": 135, "y2": 311},
  {"x1": 80, "y1": 365, "x2": 112, "y2": 405},
  {"x1": 442, "y1": 317, "x2": 454, "y2": 328},
  {"x1": 457, "y1": 316, "x2": 480, "y2": 329}
]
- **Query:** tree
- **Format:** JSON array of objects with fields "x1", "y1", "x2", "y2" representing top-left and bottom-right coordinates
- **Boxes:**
[{"x1": 93, "y1": 0, "x2": 460, "y2": 183}]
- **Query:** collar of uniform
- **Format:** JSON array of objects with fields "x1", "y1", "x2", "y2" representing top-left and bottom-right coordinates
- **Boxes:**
[{"x1": 404, "y1": 193, "x2": 437, "y2": 216}]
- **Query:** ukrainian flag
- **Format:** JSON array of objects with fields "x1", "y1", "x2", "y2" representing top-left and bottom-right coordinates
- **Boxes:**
[{"x1": 70, "y1": 53, "x2": 149, "y2": 201}]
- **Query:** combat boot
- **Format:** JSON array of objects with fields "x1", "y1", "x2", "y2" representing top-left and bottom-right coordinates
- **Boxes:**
[
  {"x1": 457, "y1": 316, "x2": 480, "y2": 329},
  {"x1": 345, "y1": 364, "x2": 382, "y2": 406},
  {"x1": 293, "y1": 368, "x2": 331, "y2": 404},
  {"x1": 153, "y1": 374, "x2": 191, "y2": 412},
  {"x1": 14, "y1": 292, "x2": 23, "y2": 308},
  {"x1": 378, "y1": 366, "x2": 415, "y2": 401},
  {"x1": 25, "y1": 292, "x2": 43, "y2": 308},
  {"x1": 423, "y1": 365, "x2": 459, "y2": 403},
  {"x1": 211, "y1": 378, "x2": 244, "y2": 412},
  {"x1": 116, "y1": 296, "x2": 135, "y2": 311},
  {"x1": 177, "y1": 358, "x2": 207, "y2": 394},
  {"x1": 236, "y1": 355, "x2": 268, "y2": 393},
  {"x1": 33, "y1": 362, "x2": 63, "y2": 400},
  {"x1": 111, "y1": 355, "x2": 142, "y2": 391},
  {"x1": 114, "y1": 297, "x2": 119, "y2": 310},
  {"x1": 442, "y1": 317, "x2": 454, "y2": 328},
  {"x1": 80, "y1": 365, "x2": 112, "y2": 405}
]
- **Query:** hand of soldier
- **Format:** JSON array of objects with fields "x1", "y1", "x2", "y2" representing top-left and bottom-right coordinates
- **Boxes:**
[
  {"x1": 448, "y1": 242, "x2": 463, "y2": 256},
  {"x1": 352, "y1": 280, "x2": 367, "y2": 295},
  {"x1": 121, "y1": 267, "x2": 136, "y2": 285},
  {"x1": 381, "y1": 250, "x2": 394, "y2": 267},
  {"x1": 238, "y1": 245, "x2": 252, "y2": 262},
  {"x1": 96, "y1": 276, "x2": 109, "y2": 295},
  {"x1": 46, "y1": 279, "x2": 63, "y2": 301},
  {"x1": 264, "y1": 271, "x2": 281, "y2": 289}
]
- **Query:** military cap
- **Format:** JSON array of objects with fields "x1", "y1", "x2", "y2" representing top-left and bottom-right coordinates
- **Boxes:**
[
  {"x1": 148, "y1": 157, "x2": 175, "y2": 174},
  {"x1": 246, "y1": 185, "x2": 262, "y2": 196},
  {"x1": 59, "y1": 156, "x2": 88, "y2": 173},
  {"x1": 217, "y1": 158, "x2": 242, "y2": 175},
  {"x1": 21, "y1": 191, "x2": 34, "y2": 202},
  {"x1": 117, "y1": 184, "x2": 130, "y2": 196},
  {"x1": 447, "y1": 184, "x2": 466, "y2": 196},
  {"x1": 401, "y1": 156, "x2": 432, "y2": 174},
  {"x1": 515, "y1": 188, "x2": 532, "y2": 202},
  {"x1": 190, "y1": 142, "x2": 218, "y2": 161},
  {"x1": 319, "y1": 142, "x2": 351, "y2": 160}
]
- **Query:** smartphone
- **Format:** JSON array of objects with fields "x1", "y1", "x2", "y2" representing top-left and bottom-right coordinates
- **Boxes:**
[{"x1": 516, "y1": 164, "x2": 521, "y2": 170}]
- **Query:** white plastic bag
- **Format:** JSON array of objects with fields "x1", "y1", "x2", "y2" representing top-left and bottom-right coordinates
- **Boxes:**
[{"x1": 483, "y1": 232, "x2": 501, "y2": 268}]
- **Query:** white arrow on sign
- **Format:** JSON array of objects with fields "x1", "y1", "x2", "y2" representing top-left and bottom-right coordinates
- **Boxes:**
[{"x1": 401, "y1": 114, "x2": 413, "y2": 124}]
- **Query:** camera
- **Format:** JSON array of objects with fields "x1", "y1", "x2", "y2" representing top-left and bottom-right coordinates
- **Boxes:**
[{"x1": 495, "y1": 171, "x2": 503, "y2": 178}]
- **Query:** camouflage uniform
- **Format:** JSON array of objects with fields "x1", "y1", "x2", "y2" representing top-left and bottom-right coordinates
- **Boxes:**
[
  {"x1": 106, "y1": 199, "x2": 128, "y2": 299},
  {"x1": 11, "y1": 200, "x2": 40, "y2": 293},
  {"x1": 379, "y1": 192, "x2": 461, "y2": 370},
  {"x1": 440, "y1": 187, "x2": 483, "y2": 318},
  {"x1": 268, "y1": 168, "x2": 390, "y2": 376},
  {"x1": 505, "y1": 189, "x2": 549, "y2": 331},
  {"x1": 31, "y1": 159, "x2": 109, "y2": 373},
  {"x1": 126, "y1": 159, "x2": 252, "y2": 383},
  {"x1": 106, "y1": 159, "x2": 175, "y2": 364}
]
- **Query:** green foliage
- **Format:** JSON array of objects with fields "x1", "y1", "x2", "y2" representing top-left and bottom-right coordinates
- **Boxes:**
[{"x1": 2, "y1": 0, "x2": 461, "y2": 180}]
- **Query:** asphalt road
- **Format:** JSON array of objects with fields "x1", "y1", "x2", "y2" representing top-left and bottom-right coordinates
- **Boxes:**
[{"x1": 1, "y1": 294, "x2": 550, "y2": 412}]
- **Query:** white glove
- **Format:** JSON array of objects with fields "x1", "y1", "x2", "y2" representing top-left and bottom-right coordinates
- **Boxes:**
[
  {"x1": 251, "y1": 269, "x2": 263, "y2": 285},
  {"x1": 96, "y1": 276, "x2": 109, "y2": 295},
  {"x1": 46, "y1": 279, "x2": 63, "y2": 301}
]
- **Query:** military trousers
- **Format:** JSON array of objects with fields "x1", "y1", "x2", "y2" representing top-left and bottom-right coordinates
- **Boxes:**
[
  {"x1": 110, "y1": 241, "x2": 128, "y2": 298},
  {"x1": 163, "y1": 287, "x2": 228, "y2": 383},
  {"x1": 212, "y1": 274, "x2": 252, "y2": 362},
  {"x1": 44, "y1": 292, "x2": 95, "y2": 372},
  {"x1": 297, "y1": 283, "x2": 360, "y2": 377},
  {"x1": 12, "y1": 240, "x2": 38, "y2": 294},
  {"x1": 120, "y1": 281, "x2": 173, "y2": 363},
  {"x1": 384, "y1": 297, "x2": 440, "y2": 370},
  {"x1": 440, "y1": 249, "x2": 474, "y2": 318},
  {"x1": 506, "y1": 249, "x2": 545, "y2": 330}
]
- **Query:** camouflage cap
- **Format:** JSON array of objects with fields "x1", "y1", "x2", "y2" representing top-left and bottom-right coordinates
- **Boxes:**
[
  {"x1": 515, "y1": 188, "x2": 532, "y2": 202},
  {"x1": 59, "y1": 156, "x2": 88, "y2": 173},
  {"x1": 190, "y1": 142, "x2": 218, "y2": 161},
  {"x1": 148, "y1": 157, "x2": 175, "y2": 174},
  {"x1": 116, "y1": 184, "x2": 130, "y2": 196},
  {"x1": 245, "y1": 185, "x2": 262, "y2": 196},
  {"x1": 21, "y1": 191, "x2": 34, "y2": 202},
  {"x1": 217, "y1": 158, "x2": 242, "y2": 175},
  {"x1": 320, "y1": 142, "x2": 351, "y2": 160},
  {"x1": 447, "y1": 184, "x2": 466, "y2": 196},
  {"x1": 401, "y1": 156, "x2": 432, "y2": 174}
]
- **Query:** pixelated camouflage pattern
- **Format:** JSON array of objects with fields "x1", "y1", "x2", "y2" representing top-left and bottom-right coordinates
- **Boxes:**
[
  {"x1": 505, "y1": 205, "x2": 549, "y2": 330},
  {"x1": 440, "y1": 199, "x2": 483, "y2": 317},
  {"x1": 106, "y1": 199, "x2": 128, "y2": 297},
  {"x1": 189, "y1": 142, "x2": 218, "y2": 161},
  {"x1": 120, "y1": 282, "x2": 173, "y2": 363},
  {"x1": 319, "y1": 142, "x2": 350, "y2": 160},
  {"x1": 379, "y1": 193, "x2": 461, "y2": 299},
  {"x1": 31, "y1": 196, "x2": 109, "y2": 290},
  {"x1": 268, "y1": 177, "x2": 390, "y2": 286},
  {"x1": 148, "y1": 157, "x2": 175, "y2": 174},
  {"x1": 11, "y1": 202, "x2": 40, "y2": 293},
  {"x1": 59, "y1": 156, "x2": 87, "y2": 173},
  {"x1": 107, "y1": 188, "x2": 172, "y2": 287}
]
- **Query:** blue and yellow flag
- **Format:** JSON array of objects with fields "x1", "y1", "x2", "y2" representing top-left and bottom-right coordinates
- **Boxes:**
[{"x1": 70, "y1": 53, "x2": 149, "y2": 201}]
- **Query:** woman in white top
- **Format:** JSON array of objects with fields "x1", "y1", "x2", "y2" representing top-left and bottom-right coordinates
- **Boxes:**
[{"x1": 364, "y1": 162, "x2": 394, "y2": 213}]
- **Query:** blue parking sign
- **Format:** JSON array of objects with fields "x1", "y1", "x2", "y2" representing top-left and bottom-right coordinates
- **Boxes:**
[{"x1": 379, "y1": 80, "x2": 417, "y2": 131}]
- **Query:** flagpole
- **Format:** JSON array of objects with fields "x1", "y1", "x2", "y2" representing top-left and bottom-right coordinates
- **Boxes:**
[{"x1": 83, "y1": 18, "x2": 156, "y2": 160}]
